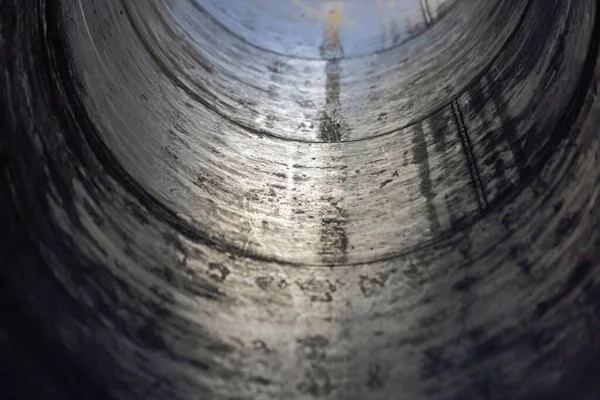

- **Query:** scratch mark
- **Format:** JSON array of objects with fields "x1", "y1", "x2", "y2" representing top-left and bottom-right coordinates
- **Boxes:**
[
  {"x1": 451, "y1": 100, "x2": 489, "y2": 211},
  {"x1": 420, "y1": 0, "x2": 433, "y2": 25}
]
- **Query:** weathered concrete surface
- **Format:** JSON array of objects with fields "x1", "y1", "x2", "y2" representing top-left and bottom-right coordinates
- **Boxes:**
[{"x1": 1, "y1": 0, "x2": 600, "y2": 399}]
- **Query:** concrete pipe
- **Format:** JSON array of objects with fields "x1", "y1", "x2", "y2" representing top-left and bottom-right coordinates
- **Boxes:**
[{"x1": 1, "y1": 0, "x2": 600, "y2": 398}]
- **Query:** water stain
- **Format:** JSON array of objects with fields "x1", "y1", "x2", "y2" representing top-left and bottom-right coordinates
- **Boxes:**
[
  {"x1": 430, "y1": 110, "x2": 449, "y2": 155},
  {"x1": 413, "y1": 122, "x2": 441, "y2": 233},
  {"x1": 466, "y1": 77, "x2": 512, "y2": 198},
  {"x1": 390, "y1": 19, "x2": 401, "y2": 45},
  {"x1": 315, "y1": 6, "x2": 350, "y2": 265}
]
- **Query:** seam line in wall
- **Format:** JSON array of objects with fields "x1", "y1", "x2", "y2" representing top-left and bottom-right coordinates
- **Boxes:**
[{"x1": 451, "y1": 100, "x2": 489, "y2": 211}]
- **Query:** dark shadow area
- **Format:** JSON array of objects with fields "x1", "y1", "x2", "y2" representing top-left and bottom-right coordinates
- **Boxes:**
[{"x1": 1, "y1": 0, "x2": 600, "y2": 399}]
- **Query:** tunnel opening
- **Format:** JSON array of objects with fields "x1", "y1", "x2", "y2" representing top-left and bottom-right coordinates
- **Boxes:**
[{"x1": 57, "y1": 0, "x2": 544, "y2": 266}]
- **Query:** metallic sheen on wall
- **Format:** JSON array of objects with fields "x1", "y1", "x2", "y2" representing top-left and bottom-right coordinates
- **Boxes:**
[{"x1": 1, "y1": 0, "x2": 600, "y2": 399}]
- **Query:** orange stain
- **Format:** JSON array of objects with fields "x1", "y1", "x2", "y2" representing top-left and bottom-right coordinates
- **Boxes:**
[
  {"x1": 291, "y1": 1, "x2": 353, "y2": 26},
  {"x1": 325, "y1": 7, "x2": 342, "y2": 28}
]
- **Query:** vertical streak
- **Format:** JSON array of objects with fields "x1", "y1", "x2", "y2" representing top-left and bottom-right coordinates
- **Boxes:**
[
  {"x1": 420, "y1": 0, "x2": 433, "y2": 25},
  {"x1": 376, "y1": 0, "x2": 387, "y2": 50},
  {"x1": 451, "y1": 101, "x2": 489, "y2": 211},
  {"x1": 413, "y1": 122, "x2": 441, "y2": 233},
  {"x1": 319, "y1": 5, "x2": 347, "y2": 142},
  {"x1": 317, "y1": 5, "x2": 349, "y2": 265}
]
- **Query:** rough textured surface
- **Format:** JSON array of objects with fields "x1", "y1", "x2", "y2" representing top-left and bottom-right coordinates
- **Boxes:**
[{"x1": 1, "y1": 0, "x2": 600, "y2": 399}]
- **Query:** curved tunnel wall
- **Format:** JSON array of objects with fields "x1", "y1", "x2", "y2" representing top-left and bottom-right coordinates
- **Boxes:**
[{"x1": 1, "y1": 0, "x2": 600, "y2": 399}]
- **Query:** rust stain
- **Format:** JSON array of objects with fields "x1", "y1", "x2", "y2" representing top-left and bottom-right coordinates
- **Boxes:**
[
  {"x1": 291, "y1": 1, "x2": 354, "y2": 25},
  {"x1": 322, "y1": 5, "x2": 342, "y2": 54},
  {"x1": 324, "y1": 5, "x2": 342, "y2": 27},
  {"x1": 318, "y1": 2, "x2": 347, "y2": 141}
]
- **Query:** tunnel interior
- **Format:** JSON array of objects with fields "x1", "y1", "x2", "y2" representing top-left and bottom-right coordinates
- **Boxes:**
[{"x1": 1, "y1": 0, "x2": 600, "y2": 399}]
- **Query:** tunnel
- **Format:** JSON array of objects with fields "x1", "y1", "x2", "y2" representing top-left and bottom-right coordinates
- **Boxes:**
[{"x1": 1, "y1": 0, "x2": 600, "y2": 398}]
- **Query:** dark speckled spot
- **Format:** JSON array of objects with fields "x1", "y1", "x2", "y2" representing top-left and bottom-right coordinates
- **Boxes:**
[
  {"x1": 255, "y1": 276, "x2": 273, "y2": 290},
  {"x1": 556, "y1": 212, "x2": 581, "y2": 241},
  {"x1": 250, "y1": 376, "x2": 273, "y2": 386},
  {"x1": 453, "y1": 275, "x2": 478, "y2": 292},
  {"x1": 137, "y1": 320, "x2": 168, "y2": 351},
  {"x1": 379, "y1": 179, "x2": 393, "y2": 188},
  {"x1": 297, "y1": 335, "x2": 329, "y2": 361},
  {"x1": 366, "y1": 363, "x2": 387, "y2": 390},
  {"x1": 419, "y1": 347, "x2": 452, "y2": 379},
  {"x1": 297, "y1": 365, "x2": 333, "y2": 397},
  {"x1": 208, "y1": 263, "x2": 229, "y2": 282}
]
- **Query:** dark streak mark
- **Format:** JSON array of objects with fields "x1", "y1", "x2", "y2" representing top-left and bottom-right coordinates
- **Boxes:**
[
  {"x1": 366, "y1": 158, "x2": 386, "y2": 165},
  {"x1": 370, "y1": 170, "x2": 387, "y2": 176},
  {"x1": 359, "y1": 272, "x2": 391, "y2": 297},
  {"x1": 250, "y1": 376, "x2": 273, "y2": 386},
  {"x1": 466, "y1": 78, "x2": 512, "y2": 200},
  {"x1": 319, "y1": 202, "x2": 348, "y2": 265},
  {"x1": 390, "y1": 20, "x2": 401, "y2": 45},
  {"x1": 453, "y1": 275, "x2": 478, "y2": 292},
  {"x1": 536, "y1": 260, "x2": 594, "y2": 318},
  {"x1": 555, "y1": 212, "x2": 581, "y2": 242},
  {"x1": 379, "y1": 179, "x2": 393, "y2": 188},
  {"x1": 292, "y1": 163, "x2": 341, "y2": 170},
  {"x1": 187, "y1": 358, "x2": 210, "y2": 371},
  {"x1": 431, "y1": 111, "x2": 448, "y2": 155},
  {"x1": 366, "y1": 363, "x2": 387, "y2": 390}
]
